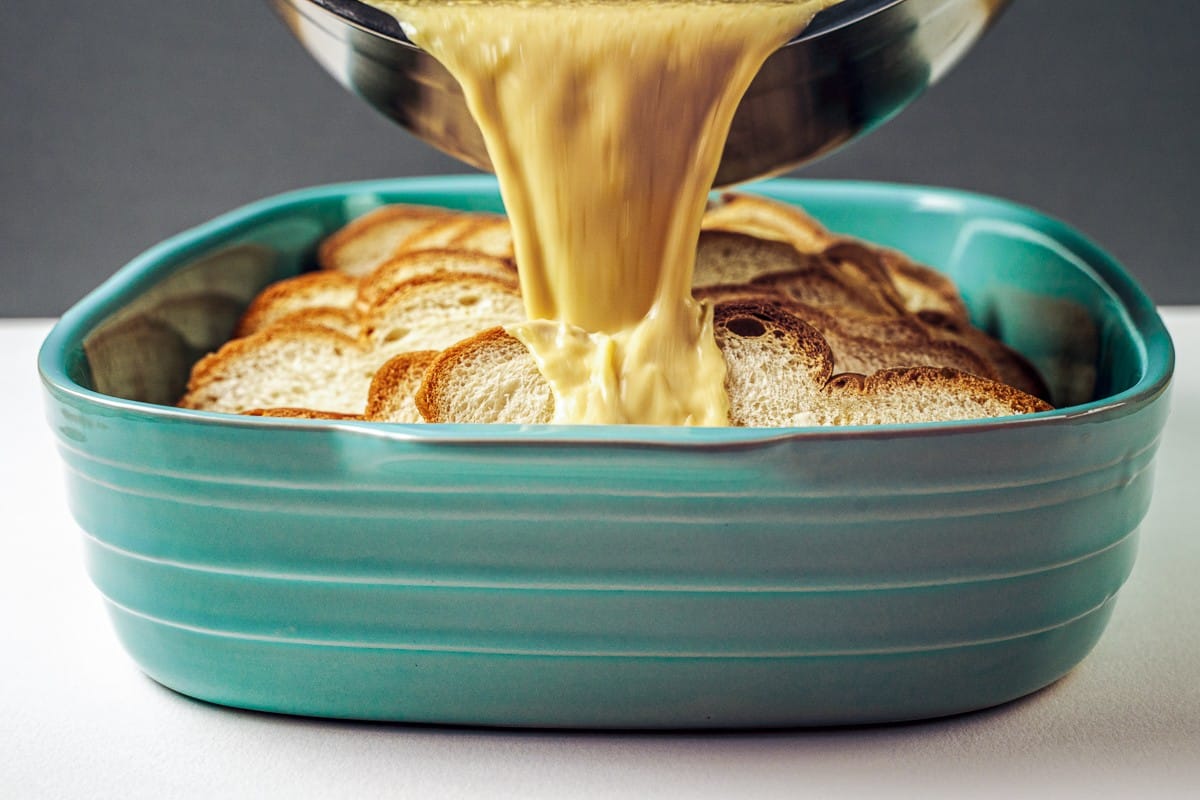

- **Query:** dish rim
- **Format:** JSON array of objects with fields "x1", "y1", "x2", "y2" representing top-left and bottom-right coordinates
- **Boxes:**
[{"x1": 38, "y1": 175, "x2": 1174, "y2": 450}]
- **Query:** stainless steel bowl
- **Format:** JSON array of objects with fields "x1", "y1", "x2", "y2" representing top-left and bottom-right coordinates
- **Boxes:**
[{"x1": 269, "y1": 0, "x2": 1011, "y2": 186}]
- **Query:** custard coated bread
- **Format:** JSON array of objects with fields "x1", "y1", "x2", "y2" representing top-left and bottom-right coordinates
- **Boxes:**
[{"x1": 178, "y1": 194, "x2": 1054, "y2": 426}]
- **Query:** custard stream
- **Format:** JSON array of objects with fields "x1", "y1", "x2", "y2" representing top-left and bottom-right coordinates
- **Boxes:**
[{"x1": 369, "y1": 0, "x2": 840, "y2": 425}]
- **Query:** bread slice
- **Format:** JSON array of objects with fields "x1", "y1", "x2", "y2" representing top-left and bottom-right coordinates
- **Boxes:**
[
  {"x1": 702, "y1": 192, "x2": 834, "y2": 254},
  {"x1": 393, "y1": 215, "x2": 483, "y2": 253},
  {"x1": 319, "y1": 205, "x2": 454, "y2": 277},
  {"x1": 258, "y1": 307, "x2": 363, "y2": 339},
  {"x1": 704, "y1": 192, "x2": 971, "y2": 321},
  {"x1": 882, "y1": 251, "x2": 971, "y2": 321},
  {"x1": 450, "y1": 216, "x2": 515, "y2": 259},
  {"x1": 363, "y1": 273, "x2": 525, "y2": 357},
  {"x1": 415, "y1": 327, "x2": 554, "y2": 424},
  {"x1": 357, "y1": 249, "x2": 518, "y2": 311},
  {"x1": 242, "y1": 407, "x2": 363, "y2": 420},
  {"x1": 917, "y1": 309, "x2": 1051, "y2": 400},
  {"x1": 365, "y1": 350, "x2": 439, "y2": 424},
  {"x1": 694, "y1": 231, "x2": 901, "y2": 316},
  {"x1": 235, "y1": 271, "x2": 359, "y2": 337},
  {"x1": 693, "y1": 230, "x2": 811, "y2": 288},
  {"x1": 178, "y1": 324, "x2": 377, "y2": 414},
  {"x1": 781, "y1": 302, "x2": 999, "y2": 381},
  {"x1": 712, "y1": 303, "x2": 835, "y2": 427},
  {"x1": 822, "y1": 367, "x2": 1051, "y2": 425}
]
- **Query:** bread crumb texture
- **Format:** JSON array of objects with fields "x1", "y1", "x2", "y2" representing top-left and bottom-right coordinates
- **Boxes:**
[{"x1": 177, "y1": 195, "x2": 1054, "y2": 426}]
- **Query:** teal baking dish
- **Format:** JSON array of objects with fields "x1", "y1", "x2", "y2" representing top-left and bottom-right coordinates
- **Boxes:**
[{"x1": 39, "y1": 176, "x2": 1173, "y2": 728}]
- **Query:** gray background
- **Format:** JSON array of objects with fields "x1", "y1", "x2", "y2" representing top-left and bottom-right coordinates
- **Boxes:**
[{"x1": 2, "y1": 0, "x2": 1197, "y2": 317}]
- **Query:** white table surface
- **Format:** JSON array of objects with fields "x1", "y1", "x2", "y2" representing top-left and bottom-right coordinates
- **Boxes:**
[{"x1": 4, "y1": 312, "x2": 1197, "y2": 799}]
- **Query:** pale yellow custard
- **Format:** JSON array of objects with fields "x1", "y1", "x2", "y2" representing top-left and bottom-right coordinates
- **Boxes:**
[{"x1": 368, "y1": 0, "x2": 840, "y2": 424}]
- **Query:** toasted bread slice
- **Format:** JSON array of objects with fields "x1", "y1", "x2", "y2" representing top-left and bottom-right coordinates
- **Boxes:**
[
  {"x1": 242, "y1": 407, "x2": 363, "y2": 420},
  {"x1": 319, "y1": 205, "x2": 455, "y2": 277},
  {"x1": 364, "y1": 273, "x2": 526, "y2": 357},
  {"x1": 178, "y1": 325, "x2": 376, "y2": 415},
  {"x1": 728, "y1": 301, "x2": 1051, "y2": 423},
  {"x1": 365, "y1": 350, "x2": 439, "y2": 424},
  {"x1": 917, "y1": 310, "x2": 1051, "y2": 400},
  {"x1": 415, "y1": 327, "x2": 554, "y2": 424},
  {"x1": 393, "y1": 214, "x2": 483, "y2": 253},
  {"x1": 823, "y1": 367, "x2": 1051, "y2": 425},
  {"x1": 257, "y1": 307, "x2": 363, "y2": 339},
  {"x1": 235, "y1": 271, "x2": 359, "y2": 337},
  {"x1": 358, "y1": 249, "x2": 518, "y2": 311},
  {"x1": 705, "y1": 193, "x2": 971, "y2": 321},
  {"x1": 695, "y1": 231, "x2": 901, "y2": 316},
  {"x1": 693, "y1": 230, "x2": 810, "y2": 287},
  {"x1": 781, "y1": 302, "x2": 1000, "y2": 381},
  {"x1": 702, "y1": 192, "x2": 834, "y2": 254},
  {"x1": 712, "y1": 303, "x2": 835, "y2": 427},
  {"x1": 450, "y1": 216, "x2": 515, "y2": 259}
]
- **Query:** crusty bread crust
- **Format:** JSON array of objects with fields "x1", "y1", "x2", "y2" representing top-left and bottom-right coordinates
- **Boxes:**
[
  {"x1": 450, "y1": 216, "x2": 515, "y2": 259},
  {"x1": 242, "y1": 407, "x2": 363, "y2": 420},
  {"x1": 365, "y1": 350, "x2": 439, "y2": 423},
  {"x1": 179, "y1": 323, "x2": 374, "y2": 414},
  {"x1": 363, "y1": 273, "x2": 525, "y2": 355},
  {"x1": 235, "y1": 271, "x2": 359, "y2": 337},
  {"x1": 318, "y1": 204, "x2": 455, "y2": 276},
  {"x1": 358, "y1": 249, "x2": 518, "y2": 311},
  {"x1": 702, "y1": 192, "x2": 834, "y2": 254},
  {"x1": 414, "y1": 327, "x2": 554, "y2": 424},
  {"x1": 824, "y1": 366, "x2": 1053, "y2": 425}
]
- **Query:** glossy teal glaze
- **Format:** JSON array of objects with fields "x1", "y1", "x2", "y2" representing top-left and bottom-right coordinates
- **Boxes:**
[{"x1": 39, "y1": 177, "x2": 1173, "y2": 727}]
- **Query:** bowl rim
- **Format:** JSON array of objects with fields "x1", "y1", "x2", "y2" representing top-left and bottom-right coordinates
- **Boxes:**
[{"x1": 38, "y1": 175, "x2": 1174, "y2": 449}]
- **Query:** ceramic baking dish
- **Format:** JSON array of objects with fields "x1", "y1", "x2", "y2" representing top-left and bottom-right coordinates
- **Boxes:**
[{"x1": 39, "y1": 177, "x2": 1173, "y2": 727}]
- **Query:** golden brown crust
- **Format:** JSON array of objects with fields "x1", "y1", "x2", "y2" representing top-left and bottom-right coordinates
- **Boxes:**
[
  {"x1": 178, "y1": 323, "x2": 369, "y2": 408},
  {"x1": 318, "y1": 205, "x2": 455, "y2": 272},
  {"x1": 392, "y1": 215, "x2": 481, "y2": 253},
  {"x1": 242, "y1": 407, "x2": 363, "y2": 420},
  {"x1": 885, "y1": 255, "x2": 971, "y2": 320},
  {"x1": 414, "y1": 326, "x2": 518, "y2": 422},
  {"x1": 824, "y1": 366, "x2": 1052, "y2": 418},
  {"x1": 450, "y1": 216, "x2": 516, "y2": 259},
  {"x1": 179, "y1": 198, "x2": 1054, "y2": 427},
  {"x1": 363, "y1": 272, "x2": 524, "y2": 343},
  {"x1": 235, "y1": 271, "x2": 359, "y2": 337},
  {"x1": 358, "y1": 249, "x2": 519, "y2": 311},
  {"x1": 713, "y1": 301, "x2": 836, "y2": 383},
  {"x1": 365, "y1": 350, "x2": 439, "y2": 422},
  {"x1": 257, "y1": 307, "x2": 363, "y2": 339},
  {"x1": 917, "y1": 310, "x2": 1052, "y2": 401},
  {"x1": 703, "y1": 192, "x2": 834, "y2": 254}
]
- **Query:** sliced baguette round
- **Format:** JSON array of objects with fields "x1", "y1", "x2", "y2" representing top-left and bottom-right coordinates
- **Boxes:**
[
  {"x1": 364, "y1": 273, "x2": 526, "y2": 357},
  {"x1": 242, "y1": 407, "x2": 363, "y2": 420},
  {"x1": 702, "y1": 192, "x2": 834, "y2": 254},
  {"x1": 365, "y1": 350, "x2": 440, "y2": 424},
  {"x1": 358, "y1": 249, "x2": 518, "y2": 311},
  {"x1": 319, "y1": 205, "x2": 455, "y2": 277},
  {"x1": 450, "y1": 216, "x2": 515, "y2": 259},
  {"x1": 235, "y1": 271, "x2": 359, "y2": 337},
  {"x1": 415, "y1": 327, "x2": 554, "y2": 424},
  {"x1": 178, "y1": 324, "x2": 376, "y2": 415},
  {"x1": 712, "y1": 302, "x2": 835, "y2": 427},
  {"x1": 822, "y1": 367, "x2": 1052, "y2": 425}
]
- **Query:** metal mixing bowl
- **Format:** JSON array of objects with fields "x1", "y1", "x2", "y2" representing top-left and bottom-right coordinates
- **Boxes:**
[{"x1": 269, "y1": 0, "x2": 1011, "y2": 185}]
